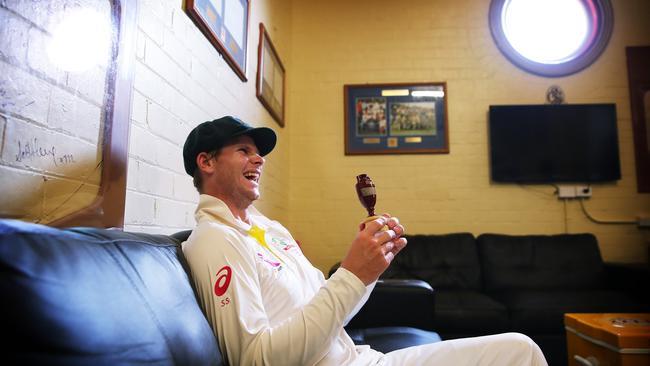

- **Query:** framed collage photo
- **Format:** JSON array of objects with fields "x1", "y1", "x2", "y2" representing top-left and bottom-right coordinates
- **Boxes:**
[
  {"x1": 344, "y1": 82, "x2": 449, "y2": 155},
  {"x1": 184, "y1": 0, "x2": 250, "y2": 81},
  {"x1": 256, "y1": 23, "x2": 285, "y2": 127}
]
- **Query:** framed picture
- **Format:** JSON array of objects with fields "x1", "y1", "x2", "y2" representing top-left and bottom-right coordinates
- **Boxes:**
[
  {"x1": 626, "y1": 46, "x2": 650, "y2": 193},
  {"x1": 256, "y1": 23, "x2": 285, "y2": 126},
  {"x1": 184, "y1": 0, "x2": 250, "y2": 81},
  {"x1": 344, "y1": 82, "x2": 449, "y2": 155}
]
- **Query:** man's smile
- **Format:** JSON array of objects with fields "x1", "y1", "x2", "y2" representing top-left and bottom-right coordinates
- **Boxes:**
[{"x1": 243, "y1": 171, "x2": 260, "y2": 183}]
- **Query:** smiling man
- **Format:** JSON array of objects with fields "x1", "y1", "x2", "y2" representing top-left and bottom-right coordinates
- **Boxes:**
[{"x1": 180, "y1": 116, "x2": 547, "y2": 366}]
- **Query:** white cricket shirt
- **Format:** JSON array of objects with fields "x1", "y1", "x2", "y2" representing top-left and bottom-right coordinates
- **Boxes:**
[{"x1": 182, "y1": 195, "x2": 382, "y2": 366}]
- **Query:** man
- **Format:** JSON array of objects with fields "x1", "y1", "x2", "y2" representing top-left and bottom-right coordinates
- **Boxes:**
[{"x1": 181, "y1": 116, "x2": 548, "y2": 365}]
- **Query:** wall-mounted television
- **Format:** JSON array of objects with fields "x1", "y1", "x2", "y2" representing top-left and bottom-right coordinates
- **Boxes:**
[{"x1": 488, "y1": 104, "x2": 621, "y2": 183}]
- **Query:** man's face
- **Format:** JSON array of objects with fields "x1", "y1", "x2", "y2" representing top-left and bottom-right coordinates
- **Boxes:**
[{"x1": 205, "y1": 135, "x2": 264, "y2": 207}]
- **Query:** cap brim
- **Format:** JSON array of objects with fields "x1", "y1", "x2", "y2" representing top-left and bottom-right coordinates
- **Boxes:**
[{"x1": 236, "y1": 127, "x2": 277, "y2": 156}]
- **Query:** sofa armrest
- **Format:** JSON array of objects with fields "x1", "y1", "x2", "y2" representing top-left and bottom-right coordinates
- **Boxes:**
[
  {"x1": 603, "y1": 262, "x2": 650, "y2": 301},
  {"x1": 345, "y1": 279, "x2": 435, "y2": 331}
]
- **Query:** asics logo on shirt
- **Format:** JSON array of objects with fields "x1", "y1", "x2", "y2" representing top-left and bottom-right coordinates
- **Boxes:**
[{"x1": 214, "y1": 265, "x2": 232, "y2": 296}]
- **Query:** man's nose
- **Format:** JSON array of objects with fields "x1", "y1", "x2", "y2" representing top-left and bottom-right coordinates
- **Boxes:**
[{"x1": 251, "y1": 153, "x2": 264, "y2": 165}]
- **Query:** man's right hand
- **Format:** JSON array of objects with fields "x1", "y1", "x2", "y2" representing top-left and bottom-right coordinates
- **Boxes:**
[{"x1": 340, "y1": 215, "x2": 407, "y2": 285}]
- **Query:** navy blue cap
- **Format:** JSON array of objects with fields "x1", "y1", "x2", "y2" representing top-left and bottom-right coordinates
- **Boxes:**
[{"x1": 183, "y1": 116, "x2": 277, "y2": 176}]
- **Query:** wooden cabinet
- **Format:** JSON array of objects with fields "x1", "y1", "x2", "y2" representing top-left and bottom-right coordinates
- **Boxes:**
[{"x1": 565, "y1": 313, "x2": 650, "y2": 366}]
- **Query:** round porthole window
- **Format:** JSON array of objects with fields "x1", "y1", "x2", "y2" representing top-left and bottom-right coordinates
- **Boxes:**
[{"x1": 489, "y1": 0, "x2": 614, "y2": 77}]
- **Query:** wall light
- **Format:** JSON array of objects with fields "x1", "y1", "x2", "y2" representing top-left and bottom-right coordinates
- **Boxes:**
[{"x1": 48, "y1": 8, "x2": 113, "y2": 72}]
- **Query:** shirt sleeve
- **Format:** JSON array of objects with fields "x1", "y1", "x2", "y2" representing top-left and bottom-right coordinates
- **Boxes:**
[
  {"x1": 182, "y1": 223, "x2": 367, "y2": 366},
  {"x1": 344, "y1": 280, "x2": 376, "y2": 326}
]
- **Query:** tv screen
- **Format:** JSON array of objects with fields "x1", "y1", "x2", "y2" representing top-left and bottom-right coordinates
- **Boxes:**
[{"x1": 488, "y1": 104, "x2": 621, "y2": 183}]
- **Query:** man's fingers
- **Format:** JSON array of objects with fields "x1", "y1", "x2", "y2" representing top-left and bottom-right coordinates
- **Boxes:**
[
  {"x1": 393, "y1": 237, "x2": 407, "y2": 254},
  {"x1": 384, "y1": 237, "x2": 407, "y2": 253},
  {"x1": 392, "y1": 224, "x2": 404, "y2": 237},
  {"x1": 362, "y1": 216, "x2": 388, "y2": 234},
  {"x1": 385, "y1": 251, "x2": 395, "y2": 262},
  {"x1": 375, "y1": 229, "x2": 397, "y2": 242}
]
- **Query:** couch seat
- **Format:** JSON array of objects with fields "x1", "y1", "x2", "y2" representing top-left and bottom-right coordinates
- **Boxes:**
[
  {"x1": 495, "y1": 290, "x2": 647, "y2": 333},
  {"x1": 434, "y1": 290, "x2": 509, "y2": 337}
]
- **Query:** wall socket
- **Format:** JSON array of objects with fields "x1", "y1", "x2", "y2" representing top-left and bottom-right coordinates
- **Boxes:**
[{"x1": 557, "y1": 185, "x2": 592, "y2": 199}]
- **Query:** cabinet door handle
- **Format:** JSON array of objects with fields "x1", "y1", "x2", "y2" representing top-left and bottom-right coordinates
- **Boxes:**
[{"x1": 574, "y1": 355, "x2": 599, "y2": 366}]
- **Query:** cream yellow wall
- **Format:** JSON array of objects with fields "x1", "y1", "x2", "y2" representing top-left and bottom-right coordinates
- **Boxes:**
[
  {"x1": 287, "y1": 0, "x2": 650, "y2": 273},
  {"x1": 124, "y1": 0, "x2": 292, "y2": 234}
]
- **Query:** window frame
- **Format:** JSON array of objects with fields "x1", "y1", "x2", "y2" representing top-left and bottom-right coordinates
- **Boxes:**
[{"x1": 489, "y1": 0, "x2": 614, "y2": 77}]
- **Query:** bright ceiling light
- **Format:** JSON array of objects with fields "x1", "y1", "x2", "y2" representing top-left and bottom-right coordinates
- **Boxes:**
[
  {"x1": 48, "y1": 8, "x2": 112, "y2": 72},
  {"x1": 501, "y1": 0, "x2": 591, "y2": 64}
]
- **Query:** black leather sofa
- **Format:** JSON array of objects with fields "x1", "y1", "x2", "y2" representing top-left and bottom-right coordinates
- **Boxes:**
[
  {"x1": 378, "y1": 232, "x2": 650, "y2": 366},
  {"x1": 0, "y1": 219, "x2": 440, "y2": 365}
]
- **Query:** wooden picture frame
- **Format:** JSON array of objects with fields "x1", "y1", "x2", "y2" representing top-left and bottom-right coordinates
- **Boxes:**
[
  {"x1": 626, "y1": 46, "x2": 650, "y2": 193},
  {"x1": 0, "y1": 0, "x2": 137, "y2": 228},
  {"x1": 51, "y1": 0, "x2": 137, "y2": 228},
  {"x1": 256, "y1": 23, "x2": 285, "y2": 127},
  {"x1": 184, "y1": 0, "x2": 250, "y2": 81},
  {"x1": 344, "y1": 82, "x2": 449, "y2": 155}
]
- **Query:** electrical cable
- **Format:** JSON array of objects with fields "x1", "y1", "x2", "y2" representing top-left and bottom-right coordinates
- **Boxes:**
[
  {"x1": 563, "y1": 199, "x2": 568, "y2": 233},
  {"x1": 579, "y1": 198, "x2": 637, "y2": 225}
]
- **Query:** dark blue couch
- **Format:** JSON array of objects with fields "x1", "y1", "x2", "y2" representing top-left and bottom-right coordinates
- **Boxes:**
[
  {"x1": 0, "y1": 219, "x2": 439, "y2": 365},
  {"x1": 380, "y1": 232, "x2": 650, "y2": 366}
]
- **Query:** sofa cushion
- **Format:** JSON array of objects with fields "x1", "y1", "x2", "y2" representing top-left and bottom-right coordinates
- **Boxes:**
[
  {"x1": 494, "y1": 290, "x2": 647, "y2": 333},
  {"x1": 0, "y1": 219, "x2": 222, "y2": 366},
  {"x1": 384, "y1": 233, "x2": 481, "y2": 290},
  {"x1": 346, "y1": 327, "x2": 441, "y2": 353},
  {"x1": 434, "y1": 290, "x2": 509, "y2": 336},
  {"x1": 477, "y1": 233, "x2": 605, "y2": 291}
]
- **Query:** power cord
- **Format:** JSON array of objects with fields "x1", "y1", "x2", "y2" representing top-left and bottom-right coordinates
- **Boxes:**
[{"x1": 579, "y1": 198, "x2": 637, "y2": 225}]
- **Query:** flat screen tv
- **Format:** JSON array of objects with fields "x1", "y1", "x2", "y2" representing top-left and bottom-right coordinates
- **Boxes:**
[{"x1": 488, "y1": 104, "x2": 621, "y2": 183}]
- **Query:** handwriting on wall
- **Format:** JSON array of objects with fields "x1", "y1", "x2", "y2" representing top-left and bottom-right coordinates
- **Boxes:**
[{"x1": 15, "y1": 138, "x2": 76, "y2": 167}]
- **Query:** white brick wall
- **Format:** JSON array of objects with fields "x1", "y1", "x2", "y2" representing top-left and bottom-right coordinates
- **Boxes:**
[{"x1": 123, "y1": 0, "x2": 293, "y2": 233}]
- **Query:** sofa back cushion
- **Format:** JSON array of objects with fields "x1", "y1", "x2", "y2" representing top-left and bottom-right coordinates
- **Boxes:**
[
  {"x1": 0, "y1": 219, "x2": 222, "y2": 366},
  {"x1": 382, "y1": 233, "x2": 481, "y2": 290},
  {"x1": 477, "y1": 233, "x2": 605, "y2": 291}
]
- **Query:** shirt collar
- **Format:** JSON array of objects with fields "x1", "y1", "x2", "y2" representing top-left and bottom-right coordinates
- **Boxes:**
[{"x1": 195, "y1": 194, "x2": 265, "y2": 232}]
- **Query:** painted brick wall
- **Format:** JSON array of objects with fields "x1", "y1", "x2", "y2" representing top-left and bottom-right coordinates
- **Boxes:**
[
  {"x1": 287, "y1": 0, "x2": 650, "y2": 273},
  {"x1": 124, "y1": 0, "x2": 292, "y2": 234},
  {"x1": 0, "y1": 1, "x2": 109, "y2": 224}
]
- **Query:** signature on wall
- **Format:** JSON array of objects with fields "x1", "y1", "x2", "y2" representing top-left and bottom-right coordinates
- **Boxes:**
[{"x1": 15, "y1": 138, "x2": 75, "y2": 167}]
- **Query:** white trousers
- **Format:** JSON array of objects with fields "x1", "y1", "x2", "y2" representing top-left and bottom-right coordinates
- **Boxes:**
[{"x1": 383, "y1": 332, "x2": 548, "y2": 366}]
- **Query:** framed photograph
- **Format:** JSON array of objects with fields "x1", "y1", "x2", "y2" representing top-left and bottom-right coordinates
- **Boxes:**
[
  {"x1": 256, "y1": 23, "x2": 285, "y2": 126},
  {"x1": 184, "y1": 0, "x2": 250, "y2": 81},
  {"x1": 344, "y1": 82, "x2": 449, "y2": 155},
  {"x1": 626, "y1": 46, "x2": 650, "y2": 192}
]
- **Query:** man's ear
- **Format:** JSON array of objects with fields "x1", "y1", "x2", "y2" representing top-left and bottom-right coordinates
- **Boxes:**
[{"x1": 196, "y1": 152, "x2": 216, "y2": 174}]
